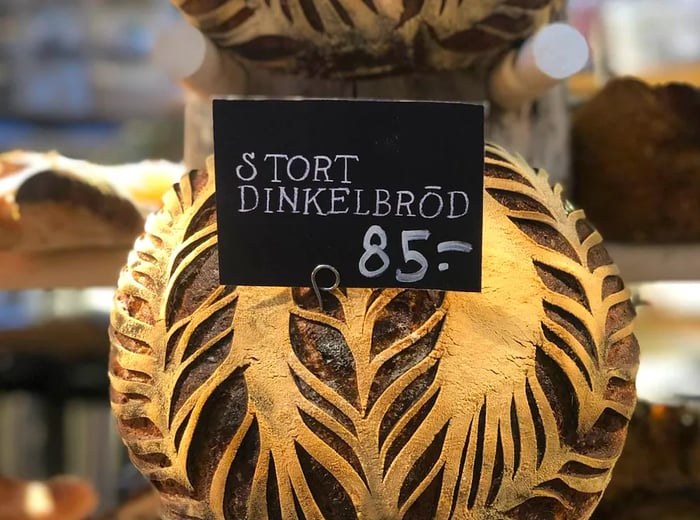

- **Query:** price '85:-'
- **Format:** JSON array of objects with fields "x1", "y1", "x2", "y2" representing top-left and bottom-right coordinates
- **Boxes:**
[
  {"x1": 214, "y1": 99, "x2": 484, "y2": 292},
  {"x1": 359, "y1": 225, "x2": 473, "y2": 283}
]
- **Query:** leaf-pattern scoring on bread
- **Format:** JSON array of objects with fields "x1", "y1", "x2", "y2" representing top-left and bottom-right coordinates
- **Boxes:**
[
  {"x1": 171, "y1": 0, "x2": 562, "y2": 77},
  {"x1": 109, "y1": 144, "x2": 638, "y2": 520}
]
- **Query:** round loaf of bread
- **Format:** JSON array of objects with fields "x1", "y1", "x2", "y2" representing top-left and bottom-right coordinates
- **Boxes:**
[
  {"x1": 109, "y1": 143, "x2": 638, "y2": 519},
  {"x1": 573, "y1": 78, "x2": 700, "y2": 242},
  {"x1": 172, "y1": 0, "x2": 560, "y2": 77}
]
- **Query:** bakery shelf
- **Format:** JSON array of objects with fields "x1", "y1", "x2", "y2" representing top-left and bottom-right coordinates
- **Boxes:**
[
  {"x1": 607, "y1": 243, "x2": 700, "y2": 283},
  {"x1": 0, "y1": 248, "x2": 127, "y2": 290}
]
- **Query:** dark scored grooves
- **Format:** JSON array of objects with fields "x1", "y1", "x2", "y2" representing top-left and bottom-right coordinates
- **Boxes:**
[
  {"x1": 173, "y1": 0, "x2": 559, "y2": 77},
  {"x1": 109, "y1": 144, "x2": 637, "y2": 519},
  {"x1": 485, "y1": 146, "x2": 638, "y2": 519}
]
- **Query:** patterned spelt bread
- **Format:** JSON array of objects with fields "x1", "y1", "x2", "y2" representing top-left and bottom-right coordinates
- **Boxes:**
[
  {"x1": 172, "y1": 0, "x2": 562, "y2": 77},
  {"x1": 109, "y1": 143, "x2": 638, "y2": 519}
]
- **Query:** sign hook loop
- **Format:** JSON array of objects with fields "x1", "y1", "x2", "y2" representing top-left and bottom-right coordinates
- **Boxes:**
[{"x1": 311, "y1": 264, "x2": 340, "y2": 312}]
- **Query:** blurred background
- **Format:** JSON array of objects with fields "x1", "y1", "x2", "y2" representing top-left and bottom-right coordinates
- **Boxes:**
[
  {"x1": 0, "y1": 0, "x2": 184, "y2": 163},
  {"x1": 1, "y1": 0, "x2": 699, "y2": 160},
  {"x1": 0, "y1": 1, "x2": 186, "y2": 512},
  {"x1": 0, "y1": 0, "x2": 698, "y2": 515}
]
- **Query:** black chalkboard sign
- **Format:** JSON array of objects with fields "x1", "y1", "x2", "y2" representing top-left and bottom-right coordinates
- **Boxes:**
[{"x1": 213, "y1": 99, "x2": 484, "y2": 292}]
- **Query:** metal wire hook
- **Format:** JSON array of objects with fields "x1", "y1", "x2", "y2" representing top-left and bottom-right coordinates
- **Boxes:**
[{"x1": 311, "y1": 264, "x2": 340, "y2": 312}]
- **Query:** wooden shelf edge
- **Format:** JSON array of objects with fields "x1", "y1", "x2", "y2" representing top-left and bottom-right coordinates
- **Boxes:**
[
  {"x1": 606, "y1": 243, "x2": 700, "y2": 283},
  {"x1": 0, "y1": 248, "x2": 129, "y2": 290}
]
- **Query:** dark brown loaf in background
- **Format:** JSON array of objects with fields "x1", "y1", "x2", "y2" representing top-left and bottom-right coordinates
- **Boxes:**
[
  {"x1": 0, "y1": 151, "x2": 184, "y2": 252},
  {"x1": 0, "y1": 152, "x2": 143, "y2": 251},
  {"x1": 572, "y1": 77, "x2": 700, "y2": 242},
  {"x1": 12, "y1": 170, "x2": 144, "y2": 251},
  {"x1": 592, "y1": 402, "x2": 700, "y2": 520}
]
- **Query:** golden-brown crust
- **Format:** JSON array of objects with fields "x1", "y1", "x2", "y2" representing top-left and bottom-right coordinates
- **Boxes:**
[
  {"x1": 0, "y1": 158, "x2": 26, "y2": 179},
  {"x1": 109, "y1": 144, "x2": 638, "y2": 519}
]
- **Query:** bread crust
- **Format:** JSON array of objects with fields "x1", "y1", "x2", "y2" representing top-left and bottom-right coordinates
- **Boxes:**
[
  {"x1": 173, "y1": 0, "x2": 562, "y2": 77},
  {"x1": 0, "y1": 151, "x2": 183, "y2": 253},
  {"x1": 109, "y1": 143, "x2": 638, "y2": 519}
]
